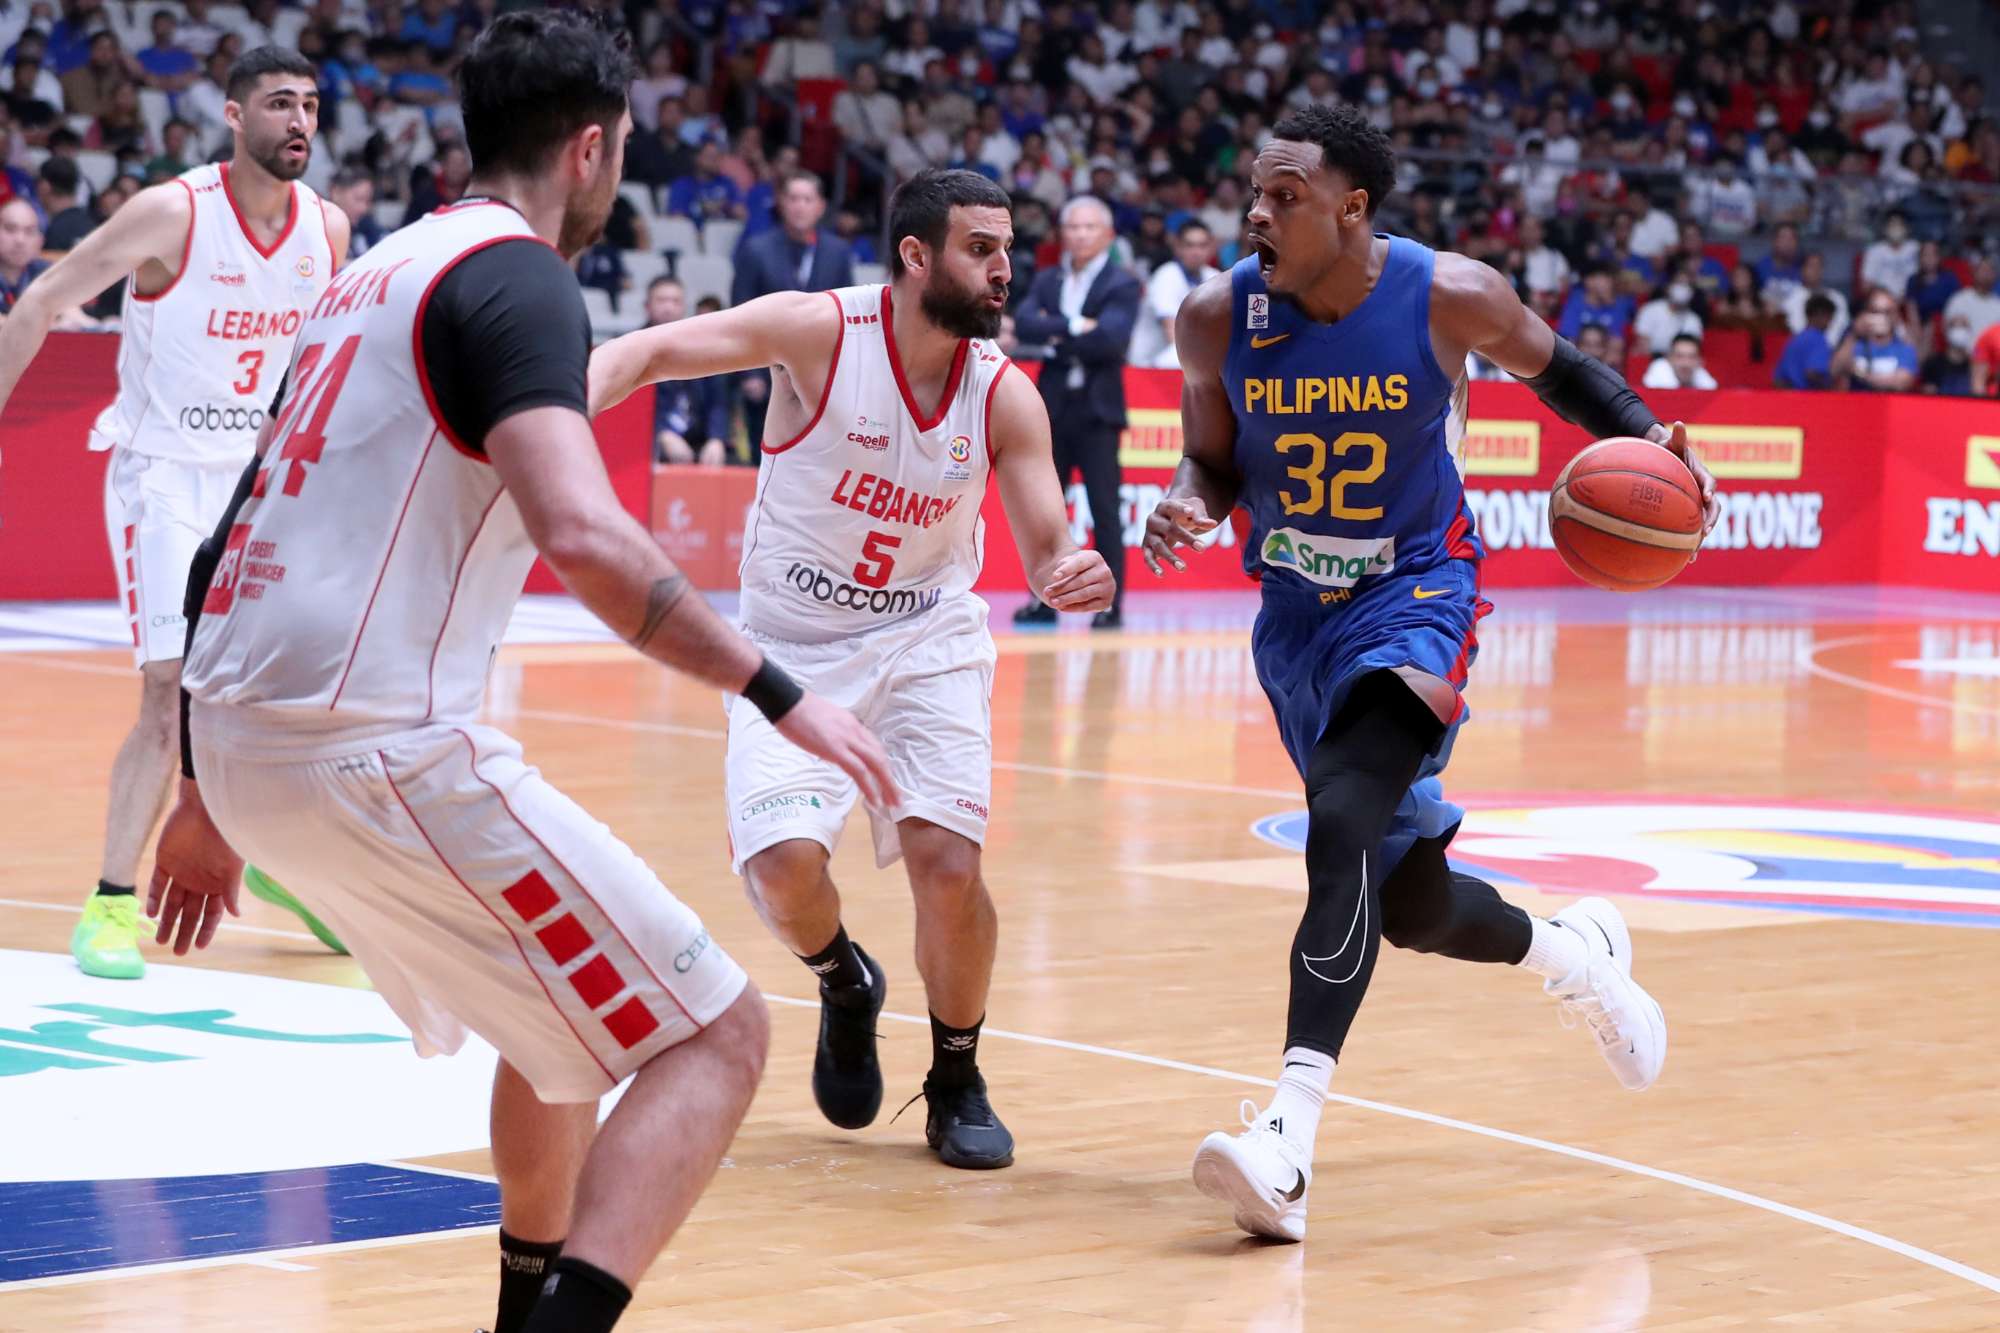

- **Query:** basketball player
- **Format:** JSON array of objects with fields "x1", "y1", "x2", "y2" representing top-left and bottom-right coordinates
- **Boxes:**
[
  {"x1": 146, "y1": 16, "x2": 893, "y2": 1332},
  {"x1": 588, "y1": 168, "x2": 1115, "y2": 1169},
  {"x1": 1143, "y1": 105, "x2": 1721, "y2": 1243},
  {"x1": 0, "y1": 46, "x2": 346, "y2": 978}
]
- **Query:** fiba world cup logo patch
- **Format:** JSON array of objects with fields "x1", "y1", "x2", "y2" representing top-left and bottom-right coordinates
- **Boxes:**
[
  {"x1": 295, "y1": 255, "x2": 315, "y2": 278},
  {"x1": 949, "y1": 434, "x2": 973, "y2": 464}
]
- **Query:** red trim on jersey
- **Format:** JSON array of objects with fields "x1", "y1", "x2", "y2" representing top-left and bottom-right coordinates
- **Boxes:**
[
  {"x1": 764, "y1": 290, "x2": 846, "y2": 455},
  {"x1": 382, "y1": 753, "x2": 616, "y2": 1085},
  {"x1": 880, "y1": 285, "x2": 968, "y2": 432},
  {"x1": 129, "y1": 179, "x2": 196, "y2": 304},
  {"x1": 330, "y1": 429, "x2": 439, "y2": 710},
  {"x1": 452, "y1": 727, "x2": 703, "y2": 1032},
  {"x1": 411, "y1": 233, "x2": 553, "y2": 463},
  {"x1": 425, "y1": 489, "x2": 504, "y2": 719},
  {"x1": 981, "y1": 357, "x2": 1018, "y2": 467},
  {"x1": 315, "y1": 193, "x2": 337, "y2": 272},
  {"x1": 220, "y1": 162, "x2": 300, "y2": 261}
]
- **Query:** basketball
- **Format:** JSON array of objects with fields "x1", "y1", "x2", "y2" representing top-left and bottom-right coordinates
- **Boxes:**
[{"x1": 1548, "y1": 438, "x2": 1705, "y2": 592}]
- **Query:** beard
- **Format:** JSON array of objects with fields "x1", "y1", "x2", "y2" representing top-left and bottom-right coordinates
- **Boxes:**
[
  {"x1": 249, "y1": 131, "x2": 310, "y2": 182},
  {"x1": 558, "y1": 180, "x2": 616, "y2": 259},
  {"x1": 920, "y1": 270, "x2": 1005, "y2": 339}
]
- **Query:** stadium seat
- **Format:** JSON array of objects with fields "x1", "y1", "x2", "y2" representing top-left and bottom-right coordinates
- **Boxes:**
[
  {"x1": 580, "y1": 285, "x2": 644, "y2": 339},
  {"x1": 74, "y1": 150, "x2": 116, "y2": 193},
  {"x1": 618, "y1": 182, "x2": 660, "y2": 225},
  {"x1": 653, "y1": 215, "x2": 701, "y2": 262},
  {"x1": 138, "y1": 89, "x2": 172, "y2": 150},
  {"x1": 676, "y1": 253, "x2": 735, "y2": 308},
  {"x1": 854, "y1": 262, "x2": 887, "y2": 287},
  {"x1": 700, "y1": 218, "x2": 743, "y2": 257},
  {"x1": 624, "y1": 249, "x2": 670, "y2": 297}
]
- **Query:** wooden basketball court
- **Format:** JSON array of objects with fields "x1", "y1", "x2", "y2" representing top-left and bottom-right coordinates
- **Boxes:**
[{"x1": 3, "y1": 583, "x2": 1998, "y2": 1329}]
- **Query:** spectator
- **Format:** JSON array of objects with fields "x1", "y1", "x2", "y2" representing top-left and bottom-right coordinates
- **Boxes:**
[
  {"x1": 625, "y1": 96, "x2": 696, "y2": 190},
  {"x1": 402, "y1": 141, "x2": 469, "y2": 225},
  {"x1": 1012, "y1": 195, "x2": 1139, "y2": 629},
  {"x1": 665, "y1": 140, "x2": 746, "y2": 227},
  {"x1": 1557, "y1": 267, "x2": 1634, "y2": 342},
  {"x1": 86, "y1": 80, "x2": 146, "y2": 154},
  {"x1": 946, "y1": 125, "x2": 1001, "y2": 182},
  {"x1": 629, "y1": 44, "x2": 687, "y2": 131},
  {"x1": 9, "y1": 52, "x2": 66, "y2": 125},
  {"x1": 1697, "y1": 157, "x2": 1758, "y2": 239},
  {"x1": 1923, "y1": 315, "x2": 1977, "y2": 396},
  {"x1": 1971, "y1": 318, "x2": 2000, "y2": 396},
  {"x1": 730, "y1": 169, "x2": 853, "y2": 447},
  {"x1": 1643, "y1": 334, "x2": 1720, "y2": 390},
  {"x1": 1860, "y1": 211, "x2": 1921, "y2": 300},
  {"x1": 144, "y1": 118, "x2": 193, "y2": 182},
  {"x1": 1862, "y1": 99, "x2": 1942, "y2": 175},
  {"x1": 833, "y1": 60, "x2": 899, "y2": 153},
  {"x1": 399, "y1": 0, "x2": 459, "y2": 58},
  {"x1": 0, "y1": 195, "x2": 48, "y2": 314},
  {"x1": 1833, "y1": 290, "x2": 1919, "y2": 392},
  {"x1": 643, "y1": 277, "x2": 736, "y2": 466},
  {"x1": 1903, "y1": 240, "x2": 1961, "y2": 332},
  {"x1": 1129, "y1": 218, "x2": 1216, "y2": 369},
  {"x1": 761, "y1": 7, "x2": 836, "y2": 88},
  {"x1": 136, "y1": 10, "x2": 199, "y2": 92},
  {"x1": 1066, "y1": 31, "x2": 1136, "y2": 107},
  {"x1": 37, "y1": 155, "x2": 90, "y2": 249},
  {"x1": 59, "y1": 31, "x2": 131, "y2": 121},
  {"x1": 1942, "y1": 256, "x2": 2000, "y2": 343},
  {"x1": 1634, "y1": 279, "x2": 1705, "y2": 356},
  {"x1": 1774, "y1": 293, "x2": 1840, "y2": 390},
  {"x1": 1782, "y1": 252, "x2": 1849, "y2": 343},
  {"x1": 1517, "y1": 214, "x2": 1571, "y2": 308},
  {"x1": 328, "y1": 166, "x2": 382, "y2": 260},
  {"x1": 883, "y1": 17, "x2": 942, "y2": 87},
  {"x1": 679, "y1": 84, "x2": 721, "y2": 148},
  {"x1": 887, "y1": 98, "x2": 951, "y2": 181},
  {"x1": 832, "y1": 5, "x2": 889, "y2": 77},
  {"x1": 180, "y1": 50, "x2": 232, "y2": 152},
  {"x1": 1756, "y1": 223, "x2": 1806, "y2": 309},
  {"x1": 1711, "y1": 263, "x2": 1776, "y2": 330}
]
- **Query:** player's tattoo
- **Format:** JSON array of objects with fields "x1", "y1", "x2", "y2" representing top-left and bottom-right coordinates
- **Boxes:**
[{"x1": 628, "y1": 573, "x2": 692, "y2": 648}]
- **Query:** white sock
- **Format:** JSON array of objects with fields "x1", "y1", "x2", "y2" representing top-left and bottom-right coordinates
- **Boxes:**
[
  {"x1": 1262, "y1": 1046, "x2": 1335, "y2": 1153},
  {"x1": 1519, "y1": 916, "x2": 1590, "y2": 983}
]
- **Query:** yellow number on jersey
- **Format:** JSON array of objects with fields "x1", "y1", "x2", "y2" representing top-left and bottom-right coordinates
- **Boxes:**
[{"x1": 1272, "y1": 431, "x2": 1387, "y2": 520}]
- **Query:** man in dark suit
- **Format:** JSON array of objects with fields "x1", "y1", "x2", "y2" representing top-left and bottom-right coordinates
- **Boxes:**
[
  {"x1": 730, "y1": 169, "x2": 856, "y2": 450},
  {"x1": 1010, "y1": 195, "x2": 1140, "y2": 628}
]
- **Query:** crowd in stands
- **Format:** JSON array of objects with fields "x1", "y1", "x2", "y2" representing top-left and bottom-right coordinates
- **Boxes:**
[{"x1": 5, "y1": 0, "x2": 2000, "y2": 443}]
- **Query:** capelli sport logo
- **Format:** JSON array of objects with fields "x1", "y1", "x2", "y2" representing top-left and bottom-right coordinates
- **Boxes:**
[{"x1": 849, "y1": 416, "x2": 890, "y2": 451}]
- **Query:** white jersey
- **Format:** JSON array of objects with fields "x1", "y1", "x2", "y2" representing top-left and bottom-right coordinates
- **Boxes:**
[
  {"x1": 184, "y1": 200, "x2": 541, "y2": 746},
  {"x1": 90, "y1": 163, "x2": 334, "y2": 466},
  {"x1": 739, "y1": 283, "x2": 1010, "y2": 644}
]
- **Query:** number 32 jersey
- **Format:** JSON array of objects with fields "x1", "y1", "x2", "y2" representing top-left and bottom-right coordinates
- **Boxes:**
[
  {"x1": 737, "y1": 284, "x2": 1009, "y2": 645},
  {"x1": 1224, "y1": 236, "x2": 1483, "y2": 598}
]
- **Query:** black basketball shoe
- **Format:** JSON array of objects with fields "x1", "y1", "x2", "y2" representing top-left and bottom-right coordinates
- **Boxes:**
[
  {"x1": 812, "y1": 942, "x2": 886, "y2": 1129},
  {"x1": 923, "y1": 1072, "x2": 1015, "y2": 1169}
]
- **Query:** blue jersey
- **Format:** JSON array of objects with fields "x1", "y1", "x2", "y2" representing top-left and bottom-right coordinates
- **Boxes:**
[
  {"x1": 1223, "y1": 236, "x2": 1491, "y2": 866},
  {"x1": 1224, "y1": 237, "x2": 1482, "y2": 603}
]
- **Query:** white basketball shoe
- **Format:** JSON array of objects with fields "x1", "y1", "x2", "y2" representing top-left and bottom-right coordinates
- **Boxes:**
[
  {"x1": 1546, "y1": 897, "x2": 1667, "y2": 1090},
  {"x1": 1192, "y1": 1101, "x2": 1313, "y2": 1242}
]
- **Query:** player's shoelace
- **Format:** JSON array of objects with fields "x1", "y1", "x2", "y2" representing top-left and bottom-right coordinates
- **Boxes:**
[
  {"x1": 1555, "y1": 978, "x2": 1626, "y2": 1049},
  {"x1": 95, "y1": 895, "x2": 140, "y2": 938},
  {"x1": 821, "y1": 984, "x2": 879, "y2": 1067}
]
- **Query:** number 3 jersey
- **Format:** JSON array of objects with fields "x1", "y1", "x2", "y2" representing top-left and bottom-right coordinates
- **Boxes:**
[
  {"x1": 738, "y1": 284, "x2": 1009, "y2": 645},
  {"x1": 185, "y1": 201, "x2": 573, "y2": 742},
  {"x1": 90, "y1": 163, "x2": 333, "y2": 465},
  {"x1": 1224, "y1": 236, "x2": 1483, "y2": 598}
]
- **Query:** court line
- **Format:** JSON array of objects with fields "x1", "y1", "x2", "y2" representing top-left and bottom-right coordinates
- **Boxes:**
[
  {"x1": 759, "y1": 996, "x2": 2000, "y2": 1297},
  {"x1": 0, "y1": 1222, "x2": 498, "y2": 1291},
  {"x1": 1797, "y1": 633, "x2": 2000, "y2": 719},
  {"x1": 0, "y1": 897, "x2": 321, "y2": 944},
  {"x1": 0, "y1": 654, "x2": 132, "y2": 677}
]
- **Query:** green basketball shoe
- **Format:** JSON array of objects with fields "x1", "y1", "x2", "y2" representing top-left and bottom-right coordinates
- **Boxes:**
[{"x1": 243, "y1": 865, "x2": 348, "y2": 955}]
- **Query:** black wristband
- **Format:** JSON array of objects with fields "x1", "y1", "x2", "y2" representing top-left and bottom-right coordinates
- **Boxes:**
[
  {"x1": 180, "y1": 687, "x2": 195, "y2": 780},
  {"x1": 1520, "y1": 334, "x2": 1661, "y2": 441},
  {"x1": 742, "y1": 656, "x2": 804, "y2": 723}
]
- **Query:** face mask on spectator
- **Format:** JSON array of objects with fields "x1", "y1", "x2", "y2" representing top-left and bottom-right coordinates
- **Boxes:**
[
  {"x1": 1947, "y1": 324, "x2": 1974, "y2": 350},
  {"x1": 1674, "y1": 96, "x2": 1697, "y2": 118},
  {"x1": 1579, "y1": 0, "x2": 1599, "y2": 14},
  {"x1": 1668, "y1": 282, "x2": 1694, "y2": 305},
  {"x1": 1757, "y1": 108, "x2": 1779, "y2": 128},
  {"x1": 1417, "y1": 77, "x2": 1439, "y2": 98},
  {"x1": 1808, "y1": 108, "x2": 1831, "y2": 128},
  {"x1": 1481, "y1": 97, "x2": 1504, "y2": 119},
  {"x1": 960, "y1": 53, "x2": 980, "y2": 78},
  {"x1": 1611, "y1": 90, "x2": 1634, "y2": 113},
  {"x1": 1366, "y1": 84, "x2": 1389, "y2": 106}
]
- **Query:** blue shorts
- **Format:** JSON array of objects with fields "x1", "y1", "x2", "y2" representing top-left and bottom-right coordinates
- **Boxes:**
[{"x1": 1250, "y1": 559, "x2": 1491, "y2": 874}]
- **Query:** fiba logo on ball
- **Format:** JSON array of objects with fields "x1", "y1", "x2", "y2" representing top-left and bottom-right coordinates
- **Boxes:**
[{"x1": 948, "y1": 434, "x2": 973, "y2": 464}]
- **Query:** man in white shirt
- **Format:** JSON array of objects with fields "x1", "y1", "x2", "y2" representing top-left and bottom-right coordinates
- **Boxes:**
[
  {"x1": 1066, "y1": 32, "x2": 1137, "y2": 106},
  {"x1": 832, "y1": 60, "x2": 901, "y2": 151},
  {"x1": 1630, "y1": 196, "x2": 1682, "y2": 260},
  {"x1": 1942, "y1": 255, "x2": 2000, "y2": 342},
  {"x1": 1517, "y1": 214, "x2": 1571, "y2": 305},
  {"x1": 1860, "y1": 211, "x2": 1921, "y2": 302},
  {"x1": 1783, "y1": 251, "x2": 1850, "y2": 343},
  {"x1": 1642, "y1": 333, "x2": 1719, "y2": 389},
  {"x1": 1695, "y1": 158, "x2": 1758, "y2": 239},
  {"x1": 1634, "y1": 280, "x2": 1705, "y2": 354},
  {"x1": 1861, "y1": 100, "x2": 1940, "y2": 172},
  {"x1": 1129, "y1": 218, "x2": 1217, "y2": 368}
]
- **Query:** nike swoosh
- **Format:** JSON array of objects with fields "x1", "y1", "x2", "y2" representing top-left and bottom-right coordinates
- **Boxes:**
[
  {"x1": 1412, "y1": 587, "x2": 1450, "y2": 599},
  {"x1": 1250, "y1": 333, "x2": 1291, "y2": 349},
  {"x1": 1300, "y1": 851, "x2": 1368, "y2": 985},
  {"x1": 1590, "y1": 919, "x2": 1616, "y2": 959},
  {"x1": 1281, "y1": 1169, "x2": 1307, "y2": 1203}
]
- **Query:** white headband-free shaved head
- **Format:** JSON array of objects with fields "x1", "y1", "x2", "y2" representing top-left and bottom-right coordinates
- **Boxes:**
[{"x1": 1059, "y1": 194, "x2": 1113, "y2": 226}]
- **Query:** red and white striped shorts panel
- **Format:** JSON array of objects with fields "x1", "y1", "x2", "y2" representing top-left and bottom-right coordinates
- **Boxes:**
[
  {"x1": 102, "y1": 448, "x2": 242, "y2": 667},
  {"x1": 192, "y1": 721, "x2": 747, "y2": 1103}
]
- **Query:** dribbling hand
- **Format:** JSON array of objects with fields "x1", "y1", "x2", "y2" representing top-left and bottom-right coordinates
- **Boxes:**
[
  {"x1": 775, "y1": 693, "x2": 902, "y2": 812},
  {"x1": 1040, "y1": 548, "x2": 1115, "y2": 612},
  {"x1": 1142, "y1": 496, "x2": 1219, "y2": 576},
  {"x1": 147, "y1": 780, "x2": 243, "y2": 955},
  {"x1": 1648, "y1": 420, "x2": 1721, "y2": 539}
]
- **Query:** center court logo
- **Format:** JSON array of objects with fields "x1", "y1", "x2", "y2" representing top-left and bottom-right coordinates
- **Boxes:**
[
  {"x1": 1259, "y1": 528, "x2": 1396, "y2": 586},
  {"x1": 0, "y1": 950, "x2": 501, "y2": 1181},
  {"x1": 1249, "y1": 801, "x2": 2000, "y2": 928}
]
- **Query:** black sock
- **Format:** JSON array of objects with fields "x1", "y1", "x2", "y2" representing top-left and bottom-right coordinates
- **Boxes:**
[
  {"x1": 95, "y1": 880, "x2": 135, "y2": 898},
  {"x1": 521, "y1": 1255, "x2": 631, "y2": 1333},
  {"x1": 494, "y1": 1231, "x2": 564, "y2": 1333},
  {"x1": 798, "y1": 925, "x2": 868, "y2": 990},
  {"x1": 929, "y1": 1013, "x2": 983, "y2": 1087}
]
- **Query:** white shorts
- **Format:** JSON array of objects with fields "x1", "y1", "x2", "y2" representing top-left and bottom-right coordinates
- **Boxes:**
[
  {"x1": 103, "y1": 449, "x2": 242, "y2": 667},
  {"x1": 727, "y1": 594, "x2": 996, "y2": 873},
  {"x1": 192, "y1": 717, "x2": 749, "y2": 1103}
]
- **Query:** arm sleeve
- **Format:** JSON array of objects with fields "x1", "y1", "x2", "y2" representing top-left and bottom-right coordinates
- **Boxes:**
[
  {"x1": 1516, "y1": 333, "x2": 1662, "y2": 441},
  {"x1": 419, "y1": 240, "x2": 590, "y2": 452}
]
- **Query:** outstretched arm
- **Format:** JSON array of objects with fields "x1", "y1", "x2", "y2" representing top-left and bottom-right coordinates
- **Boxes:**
[
  {"x1": 0, "y1": 182, "x2": 191, "y2": 416},
  {"x1": 989, "y1": 365, "x2": 1116, "y2": 612},
  {"x1": 588, "y1": 288, "x2": 841, "y2": 417},
  {"x1": 1144, "y1": 273, "x2": 1241, "y2": 575},
  {"x1": 1432, "y1": 251, "x2": 1719, "y2": 533}
]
